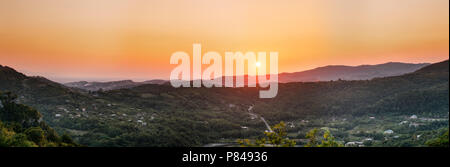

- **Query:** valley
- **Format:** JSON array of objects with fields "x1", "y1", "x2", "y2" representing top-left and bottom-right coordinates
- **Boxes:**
[{"x1": 1, "y1": 60, "x2": 448, "y2": 147}]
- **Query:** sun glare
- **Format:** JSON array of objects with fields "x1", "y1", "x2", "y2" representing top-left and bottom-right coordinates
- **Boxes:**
[{"x1": 256, "y1": 62, "x2": 261, "y2": 67}]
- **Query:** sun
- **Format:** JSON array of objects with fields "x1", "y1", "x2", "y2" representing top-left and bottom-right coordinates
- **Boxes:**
[{"x1": 255, "y1": 62, "x2": 261, "y2": 67}]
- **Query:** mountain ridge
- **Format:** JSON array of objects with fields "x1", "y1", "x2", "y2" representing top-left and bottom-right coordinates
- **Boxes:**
[
  {"x1": 60, "y1": 61, "x2": 431, "y2": 91},
  {"x1": 277, "y1": 62, "x2": 430, "y2": 83}
]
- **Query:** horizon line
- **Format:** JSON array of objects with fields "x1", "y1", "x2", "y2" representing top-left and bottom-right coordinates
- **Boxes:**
[{"x1": 3, "y1": 58, "x2": 447, "y2": 84}]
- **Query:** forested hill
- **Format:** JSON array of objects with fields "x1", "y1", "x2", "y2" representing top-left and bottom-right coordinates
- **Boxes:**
[
  {"x1": 414, "y1": 60, "x2": 449, "y2": 74},
  {"x1": 1, "y1": 65, "x2": 79, "y2": 146},
  {"x1": 254, "y1": 60, "x2": 449, "y2": 121},
  {"x1": 1, "y1": 91, "x2": 78, "y2": 147}
]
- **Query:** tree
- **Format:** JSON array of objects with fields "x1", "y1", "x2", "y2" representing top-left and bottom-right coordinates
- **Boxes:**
[
  {"x1": 24, "y1": 127, "x2": 46, "y2": 146},
  {"x1": 426, "y1": 130, "x2": 449, "y2": 147},
  {"x1": 61, "y1": 133, "x2": 75, "y2": 145},
  {"x1": 305, "y1": 128, "x2": 343, "y2": 147},
  {"x1": 305, "y1": 128, "x2": 319, "y2": 147},
  {"x1": 238, "y1": 121, "x2": 296, "y2": 147},
  {"x1": 0, "y1": 91, "x2": 16, "y2": 105},
  {"x1": 319, "y1": 130, "x2": 342, "y2": 147},
  {"x1": 9, "y1": 134, "x2": 37, "y2": 147}
]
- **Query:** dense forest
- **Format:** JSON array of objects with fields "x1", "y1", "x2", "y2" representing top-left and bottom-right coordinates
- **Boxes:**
[
  {"x1": 0, "y1": 91, "x2": 78, "y2": 147},
  {"x1": 0, "y1": 60, "x2": 448, "y2": 147}
]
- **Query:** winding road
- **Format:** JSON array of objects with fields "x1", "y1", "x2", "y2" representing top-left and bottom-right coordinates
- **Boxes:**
[{"x1": 248, "y1": 105, "x2": 273, "y2": 132}]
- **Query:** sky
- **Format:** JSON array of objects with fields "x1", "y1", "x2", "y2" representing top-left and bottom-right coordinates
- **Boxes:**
[{"x1": 0, "y1": 0, "x2": 449, "y2": 83}]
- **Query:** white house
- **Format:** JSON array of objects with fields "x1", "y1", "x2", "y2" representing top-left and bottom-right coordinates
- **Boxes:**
[
  {"x1": 364, "y1": 138, "x2": 373, "y2": 141},
  {"x1": 384, "y1": 130, "x2": 394, "y2": 135},
  {"x1": 399, "y1": 121, "x2": 408, "y2": 125},
  {"x1": 345, "y1": 142, "x2": 357, "y2": 147}
]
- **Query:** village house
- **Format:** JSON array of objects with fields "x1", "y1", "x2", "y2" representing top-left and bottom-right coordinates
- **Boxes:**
[{"x1": 384, "y1": 130, "x2": 394, "y2": 135}]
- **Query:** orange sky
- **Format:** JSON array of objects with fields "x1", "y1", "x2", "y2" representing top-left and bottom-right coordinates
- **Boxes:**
[{"x1": 0, "y1": 0, "x2": 449, "y2": 82}]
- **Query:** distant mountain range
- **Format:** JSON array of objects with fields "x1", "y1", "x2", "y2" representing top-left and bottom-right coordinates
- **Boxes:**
[
  {"x1": 62, "y1": 62, "x2": 429, "y2": 91},
  {"x1": 277, "y1": 62, "x2": 430, "y2": 83},
  {"x1": 64, "y1": 79, "x2": 168, "y2": 91}
]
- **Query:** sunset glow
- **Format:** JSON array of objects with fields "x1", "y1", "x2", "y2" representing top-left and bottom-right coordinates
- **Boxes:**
[{"x1": 0, "y1": 0, "x2": 448, "y2": 82}]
